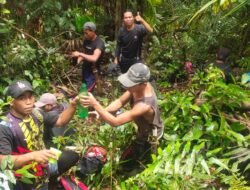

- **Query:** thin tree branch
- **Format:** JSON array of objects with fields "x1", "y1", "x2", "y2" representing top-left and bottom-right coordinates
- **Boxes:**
[
  {"x1": 0, "y1": 17, "x2": 47, "y2": 53},
  {"x1": 11, "y1": 25, "x2": 48, "y2": 54}
]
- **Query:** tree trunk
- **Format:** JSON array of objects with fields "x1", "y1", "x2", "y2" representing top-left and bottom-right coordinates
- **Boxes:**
[{"x1": 114, "y1": 0, "x2": 122, "y2": 40}]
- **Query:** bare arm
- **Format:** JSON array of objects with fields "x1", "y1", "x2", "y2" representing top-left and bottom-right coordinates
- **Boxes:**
[
  {"x1": 135, "y1": 12, "x2": 153, "y2": 33},
  {"x1": 80, "y1": 94, "x2": 151, "y2": 127},
  {"x1": 55, "y1": 97, "x2": 78, "y2": 127},
  {"x1": 72, "y1": 48, "x2": 102, "y2": 63},
  {"x1": 105, "y1": 91, "x2": 131, "y2": 113},
  {"x1": 0, "y1": 150, "x2": 56, "y2": 169}
]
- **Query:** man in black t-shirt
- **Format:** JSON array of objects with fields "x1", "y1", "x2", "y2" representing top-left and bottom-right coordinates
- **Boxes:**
[
  {"x1": 114, "y1": 10, "x2": 153, "y2": 73},
  {"x1": 72, "y1": 22, "x2": 105, "y2": 92},
  {"x1": 0, "y1": 80, "x2": 79, "y2": 190}
]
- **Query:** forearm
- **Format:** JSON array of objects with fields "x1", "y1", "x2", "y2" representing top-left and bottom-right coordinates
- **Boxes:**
[
  {"x1": 56, "y1": 103, "x2": 77, "y2": 127},
  {"x1": 105, "y1": 99, "x2": 123, "y2": 113},
  {"x1": 141, "y1": 19, "x2": 153, "y2": 33},
  {"x1": 79, "y1": 52, "x2": 98, "y2": 63},
  {"x1": 10, "y1": 153, "x2": 35, "y2": 169},
  {"x1": 93, "y1": 101, "x2": 120, "y2": 127}
]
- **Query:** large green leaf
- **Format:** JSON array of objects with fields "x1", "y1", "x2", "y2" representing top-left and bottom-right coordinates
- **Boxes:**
[
  {"x1": 206, "y1": 148, "x2": 222, "y2": 157},
  {"x1": 209, "y1": 157, "x2": 229, "y2": 170},
  {"x1": 182, "y1": 127, "x2": 203, "y2": 141},
  {"x1": 4, "y1": 170, "x2": 16, "y2": 184},
  {"x1": 226, "y1": 129, "x2": 246, "y2": 142},
  {"x1": 187, "y1": 0, "x2": 217, "y2": 25},
  {"x1": 200, "y1": 158, "x2": 211, "y2": 175}
]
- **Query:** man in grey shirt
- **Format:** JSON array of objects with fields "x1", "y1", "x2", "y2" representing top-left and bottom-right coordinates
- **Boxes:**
[{"x1": 80, "y1": 63, "x2": 163, "y2": 171}]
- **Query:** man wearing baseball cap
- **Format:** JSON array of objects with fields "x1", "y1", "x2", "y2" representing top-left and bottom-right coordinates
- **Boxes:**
[
  {"x1": 35, "y1": 93, "x2": 58, "y2": 111},
  {"x1": 80, "y1": 63, "x2": 163, "y2": 172},
  {"x1": 0, "y1": 80, "x2": 79, "y2": 189},
  {"x1": 71, "y1": 21, "x2": 105, "y2": 92},
  {"x1": 35, "y1": 93, "x2": 75, "y2": 148}
]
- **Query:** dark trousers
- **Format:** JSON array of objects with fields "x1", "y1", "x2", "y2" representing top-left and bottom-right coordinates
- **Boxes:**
[
  {"x1": 119, "y1": 56, "x2": 141, "y2": 73},
  {"x1": 49, "y1": 150, "x2": 79, "y2": 189},
  {"x1": 120, "y1": 140, "x2": 152, "y2": 171},
  {"x1": 82, "y1": 63, "x2": 95, "y2": 91}
]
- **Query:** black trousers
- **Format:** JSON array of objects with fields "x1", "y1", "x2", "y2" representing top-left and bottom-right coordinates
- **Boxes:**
[
  {"x1": 119, "y1": 56, "x2": 141, "y2": 73},
  {"x1": 120, "y1": 140, "x2": 152, "y2": 171}
]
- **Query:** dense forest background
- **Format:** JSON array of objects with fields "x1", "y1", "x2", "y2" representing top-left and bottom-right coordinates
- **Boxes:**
[{"x1": 0, "y1": 0, "x2": 249, "y2": 189}]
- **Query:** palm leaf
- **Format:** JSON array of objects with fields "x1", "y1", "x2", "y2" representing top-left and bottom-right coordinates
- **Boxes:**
[
  {"x1": 187, "y1": 0, "x2": 217, "y2": 25},
  {"x1": 223, "y1": 0, "x2": 249, "y2": 18}
]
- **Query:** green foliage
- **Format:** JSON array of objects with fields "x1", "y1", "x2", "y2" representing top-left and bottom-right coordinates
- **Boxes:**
[
  {"x1": 0, "y1": 156, "x2": 16, "y2": 186},
  {"x1": 120, "y1": 67, "x2": 250, "y2": 189},
  {"x1": 0, "y1": 0, "x2": 249, "y2": 189},
  {"x1": 147, "y1": 0, "x2": 250, "y2": 84},
  {"x1": 237, "y1": 56, "x2": 250, "y2": 71},
  {"x1": 1, "y1": 156, "x2": 42, "y2": 187}
]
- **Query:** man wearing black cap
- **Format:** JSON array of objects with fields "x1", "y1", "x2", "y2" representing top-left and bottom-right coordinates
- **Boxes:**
[
  {"x1": 80, "y1": 63, "x2": 163, "y2": 172},
  {"x1": 0, "y1": 80, "x2": 79, "y2": 190},
  {"x1": 71, "y1": 21, "x2": 105, "y2": 92}
]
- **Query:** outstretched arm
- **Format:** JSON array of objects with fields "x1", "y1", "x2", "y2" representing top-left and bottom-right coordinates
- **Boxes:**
[
  {"x1": 55, "y1": 96, "x2": 78, "y2": 127},
  {"x1": 135, "y1": 12, "x2": 153, "y2": 33},
  {"x1": 0, "y1": 150, "x2": 56, "y2": 169},
  {"x1": 80, "y1": 93, "x2": 151, "y2": 127}
]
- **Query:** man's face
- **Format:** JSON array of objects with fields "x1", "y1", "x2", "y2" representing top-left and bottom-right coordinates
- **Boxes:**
[
  {"x1": 43, "y1": 104, "x2": 54, "y2": 112},
  {"x1": 123, "y1": 11, "x2": 134, "y2": 27},
  {"x1": 83, "y1": 29, "x2": 95, "y2": 40},
  {"x1": 12, "y1": 91, "x2": 35, "y2": 116}
]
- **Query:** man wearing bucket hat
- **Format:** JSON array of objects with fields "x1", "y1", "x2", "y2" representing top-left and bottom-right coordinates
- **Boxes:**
[
  {"x1": 80, "y1": 63, "x2": 163, "y2": 172},
  {"x1": 71, "y1": 21, "x2": 105, "y2": 92},
  {"x1": 0, "y1": 80, "x2": 79, "y2": 189}
]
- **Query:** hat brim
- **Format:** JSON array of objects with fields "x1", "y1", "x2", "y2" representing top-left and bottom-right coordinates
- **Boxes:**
[
  {"x1": 118, "y1": 73, "x2": 139, "y2": 88},
  {"x1": 35, "y1": 101, "x2": 46, "y2": 108}
]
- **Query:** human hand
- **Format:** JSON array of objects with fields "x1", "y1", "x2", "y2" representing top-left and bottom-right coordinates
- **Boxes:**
[
  {"x1": 79, "y1": 92, "x2": 98, "y2": 108},
  {"x1": 135, "y1": 12, "x2": 143, "y2": 22},
  {"x1": 70, "y1": 96, "x2": 79, "y2": 107},
  {"x1": 71, "y1": 51, "x2": 80, "y2": 57},
  {"x1": 77, "y1": 56, "x2": 84, "y2": 64},
  {"x1": 88, "y1": 110, "x2": 100, "y2": 119},
  {"x1": 30, "y1": 149, "x2": 56, "y2": 164},
  {"x1": 114, "y1": 57, "x2": 118, "y2": 64}
]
